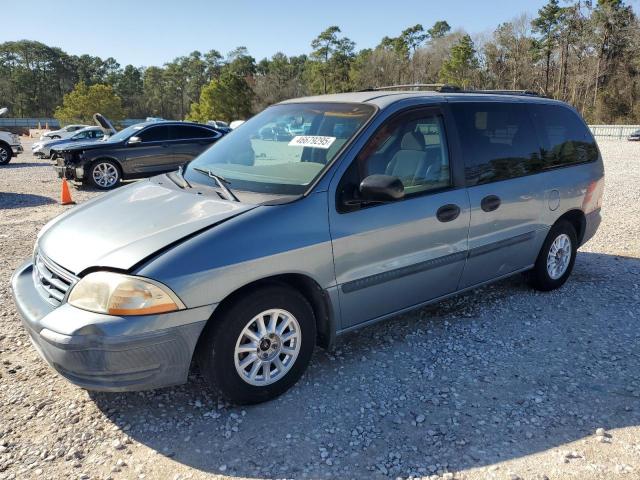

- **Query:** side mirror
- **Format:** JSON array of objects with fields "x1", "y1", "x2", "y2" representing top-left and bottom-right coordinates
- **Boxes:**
[
  {"x1": 359, "y1": 174, "x2": 404, "y2": 203},
  {"x1": 127, "y1": 136, "x2": 142, "y2": 145}
]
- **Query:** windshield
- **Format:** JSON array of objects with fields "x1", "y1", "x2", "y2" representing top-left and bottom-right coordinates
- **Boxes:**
[
  {"x1": 106, "y1": 124, "x2": 144, "y2": 143},
  {"x1": 185, "y1": 103, "x2": 375, "y2": 195}
]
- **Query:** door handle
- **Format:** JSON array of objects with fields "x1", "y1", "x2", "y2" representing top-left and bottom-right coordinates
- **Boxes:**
[
  {"x1": 436, "y1": 204, "x2": 461, "y2": 222},
  {"x1": 162, "y1": 143, "x2": 170, "y2": 148},
  {"x1": 481, "y1": 195, "x2": 501, "y2": 212}
]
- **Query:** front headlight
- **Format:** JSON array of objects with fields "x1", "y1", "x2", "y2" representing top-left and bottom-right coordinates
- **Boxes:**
[{"x1": 68, "y1": 271, "x2": 184, "y2": 316}]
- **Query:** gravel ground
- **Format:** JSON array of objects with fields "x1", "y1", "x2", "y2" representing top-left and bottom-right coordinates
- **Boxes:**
[{"x1": 0, "y1": 139, "x2": 639, "y2": 480}]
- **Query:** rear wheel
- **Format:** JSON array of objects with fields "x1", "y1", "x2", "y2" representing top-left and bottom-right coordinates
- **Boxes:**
[
  {"x1": 0, "y1": 144, "x2": 11, "y2": 165},
  {"x1": 528, "y1": 220, "x2": 577, "y2": 291},
  {"x1": 88, "y1": 160, "x2": 120, "y2": 189},
  {"x1": 197, "y1": 285, "x2": 316, "y2": 404}
]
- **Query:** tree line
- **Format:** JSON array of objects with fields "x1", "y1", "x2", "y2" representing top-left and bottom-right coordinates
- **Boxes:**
[{"x1": 1, "y1": 0, "x2": 638, "y2": 125}]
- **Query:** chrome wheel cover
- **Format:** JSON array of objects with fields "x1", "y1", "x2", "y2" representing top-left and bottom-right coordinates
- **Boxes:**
[
  {"x1": 547, "y1": 233, "x2": 571, "y2": 280},
  {"x1": 234, "y1": 309, "x2": 301, "y2": 386},
  {"x1": 0, "y1": 147, "x2": 8, "y2": 162},
  {"x1": 92, "y1": 162, "x2": 118, "y2": 188}
]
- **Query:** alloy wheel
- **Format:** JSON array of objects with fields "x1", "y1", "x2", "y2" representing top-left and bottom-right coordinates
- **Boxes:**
[
  {"x1": 234, "y1": 309, "x2": 301, "y2": 386},
  {"x1": 92, "y1": 162, "x2": 119, "y2": 188},
  {"x1": 546, "y1": 233, "x2": 572, "y2": 280}
]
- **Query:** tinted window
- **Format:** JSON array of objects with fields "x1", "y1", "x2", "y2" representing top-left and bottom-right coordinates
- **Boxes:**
[
  {"x1": 450, "y1": 102, "x2": 542, "y2": 185},
  {"x1": 93, "y1": 130, "x2": 104, "y2": 138},
  {"x1": 338, "y1": 109, "x2": 451, "y2": 211},
  {"x1": 170, "y1": 125, "x2": 216, "y2": 140},
  {"x1": 529, "y1": 104, "x2": 598, "y2": 168},
  {"x1": 138, "y1": 125, "x2": 169, "y2": 142}
]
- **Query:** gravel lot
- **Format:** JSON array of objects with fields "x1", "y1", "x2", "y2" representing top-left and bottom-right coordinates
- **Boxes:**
[{"x1": 0, "y1": 139, "x2": 639, "y2": 480}]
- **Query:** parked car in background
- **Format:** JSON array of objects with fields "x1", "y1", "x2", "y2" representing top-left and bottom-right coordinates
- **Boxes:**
[
  {"x1": 32, "y1": 126, "x2": 110, "y2": 159},
  {"x1": 627, "y1": 129, "x2": 640, "y2": 141},
  {"x1": 40, "y1": 124, "x2": 90, "y2": 141},
  {"x1": 10, "y1": 89, "x2": 603, "y2": 404},
  {"x1": 54, "y1": 120, "x2": 224, "y2": 189},
  {"x1": 0, "y1": 107, "x2": 23, "y2": 165},
  {"x1": 206, "y1": 120, "x2": 232, "y2": 134},
  {"x1": 256, "y1": 123, "x2": 294, "y2": 141}
]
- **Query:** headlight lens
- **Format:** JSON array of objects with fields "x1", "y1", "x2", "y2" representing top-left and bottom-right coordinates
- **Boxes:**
[{"x1": 68, "y1": 271, "x2": 182, "y2": 316}]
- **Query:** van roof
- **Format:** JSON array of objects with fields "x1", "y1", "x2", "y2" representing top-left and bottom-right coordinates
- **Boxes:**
[{"x1": 278, "y1": 91, "x2": 568, "y2": 109}]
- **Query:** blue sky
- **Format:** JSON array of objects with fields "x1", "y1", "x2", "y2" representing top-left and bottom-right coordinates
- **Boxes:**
[{"x1": 4, "y1": 0, "x2": 640, "y2": 66}]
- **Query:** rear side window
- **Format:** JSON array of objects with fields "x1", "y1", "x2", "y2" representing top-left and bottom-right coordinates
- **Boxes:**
[
  {"x1": 529, "y1": 104, "x2": 598, "y2": 168},
  {"x1": 138, "y1": 125, "x2": 169, "y2": 142},
  {"x1": 450, "y1": 102, "x2": 542, "y2": 185},
  {"x1": 170, "y1": 125, "x2": 217, "y2": 140}
]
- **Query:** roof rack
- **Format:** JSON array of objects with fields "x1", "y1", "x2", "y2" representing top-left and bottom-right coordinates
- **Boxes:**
[
  {"x1": 362, "y1": 84, "x2": 542, "y2": 97},
  {"x1": 472, "y1": 89, "x2": 541, "y2": 97},
  {"x1": 371, "y1": 83, "x2": 460, "y2": 92}
]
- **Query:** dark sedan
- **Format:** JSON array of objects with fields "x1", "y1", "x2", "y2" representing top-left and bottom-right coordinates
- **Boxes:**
[{"x1": 55, "y1": 121, "x2": 224, "y2": 189}]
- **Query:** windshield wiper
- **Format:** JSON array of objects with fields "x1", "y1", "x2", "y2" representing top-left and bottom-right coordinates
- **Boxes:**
[{"x1": 193, "y1": 167, "x2": 240, "y2": 202}]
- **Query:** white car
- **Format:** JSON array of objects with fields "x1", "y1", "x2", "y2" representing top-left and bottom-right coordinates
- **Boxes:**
[
  {"x1": 0, "y1": 107, "x2": 24, "y2": 166},
  {"x1": 32, "y1": 126, "x2": 108, "y2": 159},
  {"x1": 40, "y1": 124, "x2": 90, "y2": 141}
]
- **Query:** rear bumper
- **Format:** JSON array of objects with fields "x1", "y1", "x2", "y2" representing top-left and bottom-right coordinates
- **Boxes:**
[
  {"x1": 11, "y1": 144, "x2": 23, "y2": 156},
  {"x1": 10, "y1": 260, "x2": 213, "y2": 392},
  {"x1": 582, "y1": 208, "x2": 602, "y2": 246}
]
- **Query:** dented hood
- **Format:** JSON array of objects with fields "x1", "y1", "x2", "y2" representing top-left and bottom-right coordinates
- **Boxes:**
[{"x1": 38, "y1": 179, "x2": 256, "y2": 275}]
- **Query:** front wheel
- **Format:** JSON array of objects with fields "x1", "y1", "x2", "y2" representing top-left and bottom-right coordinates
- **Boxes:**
[
  {"x1": 0, "y1": 144, "x2": 12, "y2": 165},
  {"x1": 528, "y1": 220, "x2": 577, "y2": 291},
  {"x1": 88, "y1": 160, "x2": 121, "y2": 189},
  {"x1": 197, "y1": 285, "x2": 316, "y2": 404}
]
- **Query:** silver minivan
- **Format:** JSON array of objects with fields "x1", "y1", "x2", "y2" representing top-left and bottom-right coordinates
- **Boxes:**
[{"x1": 11, "y1": 90, "x2": 604, "y2": 404}]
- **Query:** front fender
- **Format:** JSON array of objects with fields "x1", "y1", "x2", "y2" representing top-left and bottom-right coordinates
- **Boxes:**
[{"x1": 135, "y1": 192, "x2": 336, "y2": 310}]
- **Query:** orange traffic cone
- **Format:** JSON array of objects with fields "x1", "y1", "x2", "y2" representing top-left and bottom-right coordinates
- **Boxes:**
[{"x1": 61, "y1": 178, "x2": 75, "y2": 205}]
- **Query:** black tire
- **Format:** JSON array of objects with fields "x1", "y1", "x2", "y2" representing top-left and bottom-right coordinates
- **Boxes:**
[
  {"x1": 50, "y1": 135, "x2": 61, "y2": 139},
  {"x1": 87, "y1": 159, "x2": 121, "y2": 190},
  {"x1": 528, "y1": 220, "x2": 578, "y2": 291},
  {"x1": 0, "y1": 144, "x2": 12, "y2": 165},
  {"x1": 197, "y1": 285, "x2": 316, "y2": 405}
]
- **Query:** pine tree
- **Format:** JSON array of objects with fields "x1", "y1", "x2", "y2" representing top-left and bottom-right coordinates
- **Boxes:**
[
  {"x1": 532, "y1": 0, "x2": 562, "y2": 95},
  {"x1": 439, "y1": 35, "x2": 479, "y2": 88}
]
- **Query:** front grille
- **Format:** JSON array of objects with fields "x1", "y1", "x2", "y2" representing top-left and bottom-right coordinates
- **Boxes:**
[{"x1": 33, "y1": 250, "x2": 78, "y2": 306}]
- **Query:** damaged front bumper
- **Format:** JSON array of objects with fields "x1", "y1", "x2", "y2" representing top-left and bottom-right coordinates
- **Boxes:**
[
  {"x1": 54, "y1": 157, "x2": 84, "y2": 181},
  {"x1": 10, "y1": 259, "x2": 214, "y2": 392}
]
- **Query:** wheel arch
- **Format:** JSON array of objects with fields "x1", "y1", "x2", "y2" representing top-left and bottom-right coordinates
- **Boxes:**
[
  {"x1": 200, "y1": 273, "x2": 336, "y2": 351},
  {"x1": 556, "y1": 209, "x2": 586, "y2": 245}
]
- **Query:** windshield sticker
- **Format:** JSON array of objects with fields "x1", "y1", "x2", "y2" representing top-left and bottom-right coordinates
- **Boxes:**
[{"x1": 289, "y1": 135, "x2": 336, "y2": 149}]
